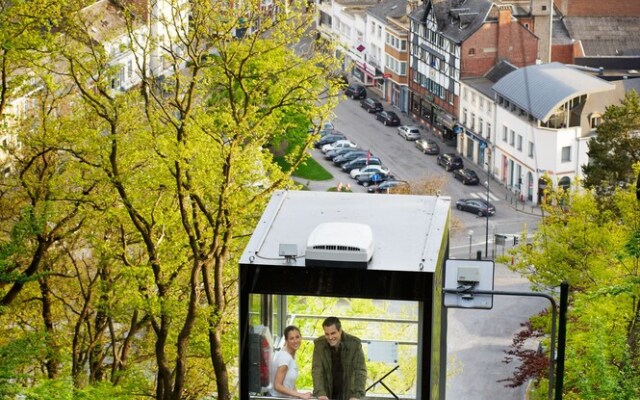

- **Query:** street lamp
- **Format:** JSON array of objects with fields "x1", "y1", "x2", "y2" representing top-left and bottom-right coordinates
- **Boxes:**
[
  {"x1": 485, "y1": 163, "x2": 490, "y2": 259},
  {"x1": 468, "y1": 229, "x2": 474, "y2": 259}
]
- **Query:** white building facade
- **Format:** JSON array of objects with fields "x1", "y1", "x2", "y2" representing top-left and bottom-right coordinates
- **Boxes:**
[{"x1": 491, "y1": 63, "x2": 616, "y2": 205}]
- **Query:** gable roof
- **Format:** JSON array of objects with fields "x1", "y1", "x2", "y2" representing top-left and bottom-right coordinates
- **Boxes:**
[{"x1": 492, "y1": 62, "x2": 615, "y2": 121}]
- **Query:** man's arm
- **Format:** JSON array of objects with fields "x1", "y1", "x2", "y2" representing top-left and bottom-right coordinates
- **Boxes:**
[
  {"x1": 351, "y1": 340, "x2": 367, "y2": 399},
  {"x1": 311, "y1": 341, "x2": 328, "y2": 398}
]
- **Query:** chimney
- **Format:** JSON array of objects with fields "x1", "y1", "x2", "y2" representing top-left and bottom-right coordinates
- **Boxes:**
[{"x1": 497, "y1": 5, "x2": 512, "y2": 61}]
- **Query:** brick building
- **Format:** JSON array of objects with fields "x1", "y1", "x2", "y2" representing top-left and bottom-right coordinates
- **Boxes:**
[{"x1": 408, "y1": 0, "x2": 538, "y2": 140}]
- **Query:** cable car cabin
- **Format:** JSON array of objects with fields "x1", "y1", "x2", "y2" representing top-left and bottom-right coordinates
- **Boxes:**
[{"x1": 239, "y1": 190, "x2": 451, "y2": 400}]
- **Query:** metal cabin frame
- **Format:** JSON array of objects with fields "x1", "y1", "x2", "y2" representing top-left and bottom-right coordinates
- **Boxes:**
[{"x1": 239, "y1": 190, "x2": 451, "y2": 400}]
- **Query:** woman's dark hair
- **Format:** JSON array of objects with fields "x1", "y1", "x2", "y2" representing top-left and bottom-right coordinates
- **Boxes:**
[{"x1": 284, "y1": 325, "x2": 300, "y2": 340}]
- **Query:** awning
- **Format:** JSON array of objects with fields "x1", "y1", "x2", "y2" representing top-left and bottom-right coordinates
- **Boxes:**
[
  {"x1": 436, "y1": 113, "x2": 456, "y2": 130},
  {"x1": 464, "y1": 128, "x2": 487, "y2": 146},
  {"x1": 356, "y1": 61, "x2": 383, "y2": 79}
]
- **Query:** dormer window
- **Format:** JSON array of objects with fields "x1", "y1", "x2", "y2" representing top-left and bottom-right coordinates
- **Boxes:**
[
  {"x1": 468, "y1": 48, "x2": 475, "y2": 55},
  {"x1": 590, "y1": 113, "x2": 602, "y2": 129}
]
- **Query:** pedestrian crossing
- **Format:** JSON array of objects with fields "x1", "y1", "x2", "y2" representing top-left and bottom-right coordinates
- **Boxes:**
[{"x1": 468, "y1": 191, "x2": 501, "y2": 202}]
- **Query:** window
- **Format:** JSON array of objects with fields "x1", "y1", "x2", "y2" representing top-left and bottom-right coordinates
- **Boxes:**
[
  {"x1": 478, "y1": 118, "x2": 483, "y2": 134},
  {"x1": 509, "y1": 129, "x2": 515, "y2": 146},
  {"x1": 502, "y1": 126, "x2": 508, "y2": 142},
  {"x1": 487, "y1": 103, "x2": 492, "y2": 114},
  {"x1": 463, "y1": 88, "x2": 468, "y2": 101},
  {"x1": 470, "y1": 113, "x2": 476, "y2": 130},
  {"x1": 385, "y1": 35, "x2": 407, "y2": 51},
  {"x1": 517, "y1": 135, "x2": 522, "y2": 151},
  {"x1": 468, "y1": 48, "x2": 475, "y2": 55},
  {"x1": 471, "y1": 93, "x2": 476, "y2": 105},
  {"x1": 385, "y1": 55, "x2": 406, "y2": 76},
  {"x1": 463, "y1": 108, "x2": 468, "y2": 125},
  {"x1": 371, "y1": 21, "x2": 375, "y2": 34},
  {"x1": 486, "y1": 123, "x2": 491, "y2": 140},
  {"x1": 561, "y1": 146, "x2": 571, "y2": 162},
  {"x1": 377, "y1": 25, "x2": 382, "y2": 39},
  {"x1": 479, "y1": 97, "x2": 484, "y2": 111},
  {"x1": 590, "y1": 113, "x2": 602, "y2": 129},
  {"x1": 528, "y1": 141, "x2": 534, "y2": 158}
]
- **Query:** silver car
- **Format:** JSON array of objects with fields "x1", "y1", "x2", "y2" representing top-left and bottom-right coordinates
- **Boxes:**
[{"x1": 397, "y1": 125, "x2": 421, "y2": 141}]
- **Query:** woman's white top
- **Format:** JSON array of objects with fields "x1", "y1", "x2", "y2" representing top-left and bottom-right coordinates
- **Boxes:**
[{"x1": 269, "y1": 349, "x2": 298, "y2": 397}]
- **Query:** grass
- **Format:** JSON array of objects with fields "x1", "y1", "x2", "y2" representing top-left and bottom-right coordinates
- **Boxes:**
[{"x1": 274, "y1": 153, "x2": 333, "y2": 181}]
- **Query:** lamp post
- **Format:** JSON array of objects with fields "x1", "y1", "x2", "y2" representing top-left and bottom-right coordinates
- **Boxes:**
[
  {"x1": 468, "y1": 229, "x2": 474, "y2": 259},
  {"x1": 485, "y1": 163, "x2": 490, "y2": 259}
]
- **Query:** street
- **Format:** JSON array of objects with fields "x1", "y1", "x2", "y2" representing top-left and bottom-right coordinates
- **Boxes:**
[{"x1": 312, "y1": 94, "x2": 548, "y2": 399}]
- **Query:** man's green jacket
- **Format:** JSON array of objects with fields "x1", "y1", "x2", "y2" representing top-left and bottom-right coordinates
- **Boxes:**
[{"x1": 312, "y1": 331, "x2": 367, "y2": 399}]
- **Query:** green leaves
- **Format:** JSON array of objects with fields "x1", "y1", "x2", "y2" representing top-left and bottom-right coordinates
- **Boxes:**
[{"x1": 507, "y1": 183, "x2": 640, "y2": 397}]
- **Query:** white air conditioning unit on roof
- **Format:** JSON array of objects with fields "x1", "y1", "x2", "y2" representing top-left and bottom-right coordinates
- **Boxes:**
[{"x1": 305, "y1": 222, "x2": 374, "y2": 269}]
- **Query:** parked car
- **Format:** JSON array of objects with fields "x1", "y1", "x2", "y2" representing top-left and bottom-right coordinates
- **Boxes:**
[
  {"x1": 452, "y1": 168, "x2": 480, "y2": 185},
  {"x1": 397, "y1": 125, "x2": 421, "y2": 140},
  {"x1": 314, "y1": 133, "x2": 346, "y2": 149},
  {"x1": 355, "y1": 170, "x2": 393, "y2": 187},
  {"x1": 360, "y1": 98, "x2": 383, "y2": 113},
  {"x1": 325, "y1": 146, "x2": 362, "y2": 161},
  {"x1": 321, "y1": 139, "x2": 357, "y2": 154},
  {"x1": 344, "y1": 84, "x2": 367, "y2": 99},
  {"x1": 375, "y1": 111, "x2": 401, "y2": 126},
  {"x1": 308, "y1": 121, "x2": 335, "y2": 133},
  {"x1": 341, "y1": 156, "x2": 382, "y2": 173},
  {"x1": 333, "y1": 150, "x2": 370, "y2": 165},
  {"x1": 350, "y1": 164, "x2": 390, "y2": 179},
  {"x1": 437, "y1": 153, "x2": 464, "y2": 171},
  {"x1": 455, "y1": 198, "x2": 496, "y2": 216},
  {"x1": 368, "y1": 180, "x2": 410, "y2": 194},
  {"x1": 415, "y1": 138, "x2": 440, "y2": 155}
]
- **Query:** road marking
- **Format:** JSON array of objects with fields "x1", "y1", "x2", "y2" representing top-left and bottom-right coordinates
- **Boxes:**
[{"x1": 468, "y1": 192, "x2": 500, "y2": 202}]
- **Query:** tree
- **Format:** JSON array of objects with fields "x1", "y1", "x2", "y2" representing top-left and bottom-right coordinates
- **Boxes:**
[
  {"x1": 583, "y1": 90, "x2": 640, "y2": 193},
  {"x1": 504, "y1": 172, "x2": 640, "y2": 399},
  {"x1": 1, "y1": 0, "x2": 343, "y2": 398},
  {"x1": 29, "y1": 0, "x2": 343, "y2": 399}
]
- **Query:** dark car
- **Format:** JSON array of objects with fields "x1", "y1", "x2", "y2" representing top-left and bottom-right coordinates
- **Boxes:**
[
  {"x1": 437, "y1": 153, "x2": 464, "y2": 171},
  {"x1": 452, "y1": 168, "x2": 480, "y2": 185},
  {"x1": 314, "y1": 133, "x2": 346, "y2": 149},
  {"x1": 341, "y1": 157, "x2": 382, "y2": 173},
  {"x1": 455, "y1": 198, "x2": 496, "y2": 217},
  {"x1": 355, "y1": 170, "x2": 393, "y2": 187},
  {"x1": 368, "y1": 180, "x2": 410, "y2": 194},
  {"x1": 375, "y1": 111, "x2": 401, "y2": 126},
  {"x1": 333, "y1": 150, "x2": 370, "y2": 165},
  {"x1": 360, "y1": 98, "x2": 383, "y2": 113},
  {"x1": 415, "y1": 138, "x2": 440, "y2": 155},
  {"x1": 325, "y1": 146, "x2": 362, "y2": 161},
  {"x1": 345, "y1": 84, "x2": 367, "y2": 100}
]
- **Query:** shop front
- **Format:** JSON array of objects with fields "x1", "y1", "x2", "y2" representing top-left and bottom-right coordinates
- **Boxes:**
[
  {"x1": 436, "y1": 113, "x2": 457, "y2": 141},
  {"x1": 410, "y1": 92, "x2": 436, "y2": 127},
  {"x1": 389, "y1": 81, "x2": 409, "y2": 113},
  {"x1": 460, "y1": 128, "x2": 487, "y2": 166},
  {"x1": 355, "y1": 61, "x2": 384, "y2": 88}
]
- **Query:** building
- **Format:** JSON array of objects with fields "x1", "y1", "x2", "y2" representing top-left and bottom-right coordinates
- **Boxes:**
[
  {"x1": 458, "y1": 60, "x2": 516, "y2": 176},
  {"x1": 315, "y1": 0, "x2": 379, "y2": 83},
  {"x1": 408, "y1": 1, "x2": 538, "y2": 141},
  {"x1": 365, "y1": 0, "x2": 409, "y2": 107},
  {"x1": 491, "y1": 62, "x2": 621, "y2": 204}
]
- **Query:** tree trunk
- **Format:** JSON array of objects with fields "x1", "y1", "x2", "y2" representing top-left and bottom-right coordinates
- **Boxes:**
[{"x1": 38, "y1": 273, "x2": 59, "y2": 379}]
